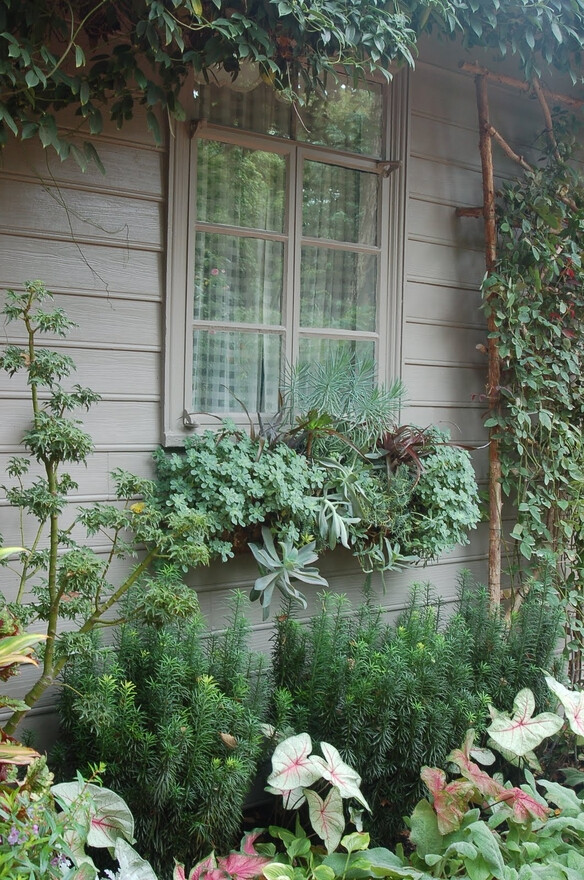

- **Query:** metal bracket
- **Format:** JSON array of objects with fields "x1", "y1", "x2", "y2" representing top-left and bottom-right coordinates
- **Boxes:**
[
  {"x1": 376, "y1": 160, "x2": 401, "y2": 178},
  {"x1": 182, "y1": 409, "x2": 199, "y2": 429},
  {"x1": 188, "y1": 118, "x2": 207, "y2": 139}
]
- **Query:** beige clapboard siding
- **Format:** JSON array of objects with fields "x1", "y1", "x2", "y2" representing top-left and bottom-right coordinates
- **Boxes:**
[
  {"x1": 0, "y1": 125, "x2": 165, "y2": 200},
  {"x1": 0, "y1": 450, "x2": 156, "y2": 501},
  {"x1": 0, "y1": 348, "x2": 159, "y2": 398},
  {"x1": 0, "y1": 399, "x2": 161, "y2": 450},
  {"x1": 0, "y1": 179, "x2": 164, "y2": 250},
  {"x1": 0, "y1": 234, "x2": 163, "y2": 296},
  {"x1": 405, "y1": 282, "x2": 484, "y2": 329},
  {"x1": 1, "y1": 293, "x2": 163, "y2": 349}
]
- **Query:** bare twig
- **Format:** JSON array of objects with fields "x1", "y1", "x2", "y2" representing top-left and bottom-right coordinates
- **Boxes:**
[
  {"x1": 459, "y1": 62, "x2": 584, "y2": 110},
  {"x1": 531, "y1": 77, "x2": 561, "y2": 162}
]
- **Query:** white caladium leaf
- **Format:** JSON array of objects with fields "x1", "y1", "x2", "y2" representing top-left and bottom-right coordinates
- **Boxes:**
[
  {"x1": 114, "y1": 838, "x2": 159, "y2": 880},
  {"x1": 309, "y1": 741, "x2": 371, "y2": 811},
  {"x1": 267, "y1": 733, "x2": 320, "y2": 793},
  {"x1": 52, "y1": 781, "x2": 135, "y2": 849},
  {"x1": 305, "y1": 785, "x2": 345, "y2": 854},
  {"x1": 545, "y1": 675, "x2": 584, "y2": 737},
  {"x1": 265, "y1": 784, "x2": 306, "y2": 810},
  {"x1": 487, "y1": 688, "x2": 563, "y2": 757}
]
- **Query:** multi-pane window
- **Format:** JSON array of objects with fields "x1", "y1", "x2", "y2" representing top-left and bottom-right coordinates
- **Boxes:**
[{"x1": 164, "y1": 74, "x2": 405, "y2": 444}]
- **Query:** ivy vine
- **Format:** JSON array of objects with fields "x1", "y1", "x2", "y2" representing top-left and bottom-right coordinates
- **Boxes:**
[{"x1": 482, "y1": 136, "x2": 584, "y2": 675}]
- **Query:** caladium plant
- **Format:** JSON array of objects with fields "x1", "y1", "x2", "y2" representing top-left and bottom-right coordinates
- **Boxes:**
[
  {"x1": 173, "y1": 831, "x2": 272, "y2": 880},
  {"x1": 265, "y1": 733, "x2": 370, "y2": 853},
  {"x1": 486, "y1": 687, "x2": 563, "y2": 757}
]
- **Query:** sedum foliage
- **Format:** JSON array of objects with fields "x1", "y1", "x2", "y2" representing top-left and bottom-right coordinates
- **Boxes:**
[
  {"x1": 271, "y1": 577, "x2": 561, "y2": 842},
  {"x1": 57, "y1": 591, "x2": 270, "y2": 879},
  {"x1": 153, "y1": 428, "x2": 325, "y2": 561}
]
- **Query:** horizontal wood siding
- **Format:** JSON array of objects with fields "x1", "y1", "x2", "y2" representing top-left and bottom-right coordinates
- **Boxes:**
[
  {"x1": 0, "y1": 112, "x2": 166, "y2": 740},
  {"x1": 0, "y1": 48, "x2": 553, "y2": 743}
]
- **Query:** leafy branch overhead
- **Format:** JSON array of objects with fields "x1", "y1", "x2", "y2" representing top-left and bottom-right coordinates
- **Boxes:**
[{"x1": 2, "y1": 0, "x2": 584, "y2": 166}]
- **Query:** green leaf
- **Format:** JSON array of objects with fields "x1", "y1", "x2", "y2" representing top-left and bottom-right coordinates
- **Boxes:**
[{"x1": 407, "y1": 799, "x2": 444, "y2": 859}]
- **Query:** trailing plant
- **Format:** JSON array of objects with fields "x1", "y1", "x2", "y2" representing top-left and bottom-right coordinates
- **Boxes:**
[
  {"x1": 2, "y1": 0, "x2": 584, "y2": 168},
  {"x1": 271, "y1": 579, "x2": 561, "y2": 842},
  {"x1": 481, "y1": 141, "x2": 584, "y2": 676},
  {"x1": 153, "y1": 427, "x2": 326, "y2": 562},
  {"x1": 0, "y1": 280, "x2": 209, "y2": 734},
  {"x1": 57, "y1": 591, "x2": 272, "y2": 878},
  {"x1": 154, "y1": 356, "x2": 481, "y2": 616},
  {"x1": 0, "y1": 0, "x2": 454, "y2": 168}
]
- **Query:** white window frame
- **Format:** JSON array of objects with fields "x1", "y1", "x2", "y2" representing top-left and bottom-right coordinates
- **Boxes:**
[{"x1": 163, "y1": 72, "x2": 409, "y2": 446}]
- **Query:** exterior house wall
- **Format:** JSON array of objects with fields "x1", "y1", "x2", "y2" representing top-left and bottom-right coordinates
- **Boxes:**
[{"x1": 0, "y1": 40, "x2": 543, "y2": 738}]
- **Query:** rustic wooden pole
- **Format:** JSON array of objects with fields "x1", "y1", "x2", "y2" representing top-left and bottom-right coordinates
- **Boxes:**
[
  {"x1": 475, "y1": 73, "x2": 502, "y2": 607},
  {"x1": 460, "y1": 61, "x2": 584, "y2": 110}
]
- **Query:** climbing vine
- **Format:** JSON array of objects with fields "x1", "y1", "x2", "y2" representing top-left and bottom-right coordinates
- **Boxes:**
[
  {"x1": 482, "y1": 137, "x2": 584, "y2": 679},
  {"x1": 2, "y1": 0, "x2": 584, "y2": 167}
]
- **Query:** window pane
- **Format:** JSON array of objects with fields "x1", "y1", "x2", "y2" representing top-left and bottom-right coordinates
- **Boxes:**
[
  {"x1": 303, "y1": 162, "x2": 378, "y2": 245},
  {"x1": 192, "y1": 330, "x2": 282, "y2": 413},
  {"x1": 197, "y1": 141, "x2": 286, "y2": 232},
  {"x1": 298, "y1": 337, "x2": 375, "y2": 366},
  {"x1": 194, "y1": 233, "x2": 283, "y2": 325},
  {"x1": 193, "y1": 82, "x2": 292, "y2": 139},
  {"x1": 300, "y1": 246, "x2": 377, "y2": 332},
  {"x1": 298, "y1": 79, "x2": 383, "y2": 156}
]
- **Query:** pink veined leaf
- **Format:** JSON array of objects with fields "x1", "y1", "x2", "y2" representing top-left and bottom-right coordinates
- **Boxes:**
[
  {"x1": 185, "y1": 853, "x2": 218, "y2": 880},
  {"x1": 218, "y1": 852, "x2": 271, "y2": 879},
  {"x1": 487, "y1": 689, "x2": 563, "y2": 757},
  {"x1": 498, "y1": 787, "x2": 550, "y2": 824},
  {"x1": 267, "y1": 733, "x2": 320, "y2": 792},
  {"x1": 309, "y1": 741, "x2": 371, "y2": 811},
  {"x1": 420, "y1": 766, "x2": 475, "y2": 835},
  {"x1": 241, "y1": 830, "x2": 264, "y2": 855},
  {"x1": 173, "y1": 865, "x2": 187, "y2": 880},
  {"x1": 305, "y1": 785, "x2": 345, "y2": 853},
  {"x1": 545, "y1": 675, "x2": 584, "y2": 738},
  {"x1": 201, "y1": 869, "x2": 229, "y2": 880},
  {"x1": 447, "y1": 749, "x2": 505, "y2": 800}
]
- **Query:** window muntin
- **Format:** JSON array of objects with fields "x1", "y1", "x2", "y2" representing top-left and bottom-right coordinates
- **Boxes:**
[
  {"x1": 193, "y1": 74, "x2": 384, "y2": 157},
  {"x1": 165, "y1": 72, "x2": 406, "y2": 443},
  {"x1": 190, "y1": 132, "x2": 382, "y2": 416}
]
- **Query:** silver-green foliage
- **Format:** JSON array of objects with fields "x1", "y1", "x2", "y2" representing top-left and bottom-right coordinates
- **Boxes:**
[{"x1": 153, "y1": 428, "x2": 326, "y2": 561}]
